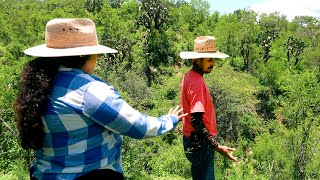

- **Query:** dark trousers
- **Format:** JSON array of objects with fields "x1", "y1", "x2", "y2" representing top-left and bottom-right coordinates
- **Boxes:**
[
  {"x1": 183, "y1": 136, "x2": 215, "y2": 180},
  {"x1": 76, "y1": 169, "x2": 124, "y2": 180},
  {"x1": 30, "y1": 168, "x2": 124, "y2": 180}
]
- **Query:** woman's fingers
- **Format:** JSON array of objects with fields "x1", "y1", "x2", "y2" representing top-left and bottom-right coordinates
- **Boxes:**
[
  {"x1": 176, "y1": 107, "x2": 184, "y2": 114},
  {"x1": 171, "y1": 105, "x2": 179, "y2": 114},
  {"x1": 168, "y1": 106, "x2": 188, "y2": 120},
  {"x1": 178, "y1": 112, "x2": 188, "y2": 119},
  {"x1": 168, "y1": 106, "x2": 181, "y2": 115}
]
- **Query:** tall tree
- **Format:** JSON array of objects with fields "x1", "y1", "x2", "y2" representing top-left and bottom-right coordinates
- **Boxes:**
[
  {"x1": 214, "y1": 13, "x2": 241, "y2": 57},
  {"x1": 136, "y1": 0, "x2": 170, "y2": 85},
  {"x1": 136, "y1": 0, "x2": 169, "y2": 31},
  {"x1": 257, "y1": 15, "x2": 280, "y2": 62},
  {"x1": 108, "y1": 0, "x2": 122, "y2": 8},
  {"x1": 85, "y1": 0, "x2": 103, "y2": 13},
  {"x1": 292, "y1": 16, "x2": 320, "y2": 47},
  {"x1": 236, "y1": 10, "x2": 260, "y2": 72},
  {"x1": 284, "y1": 36, "x2": 306, "y2": 66}
]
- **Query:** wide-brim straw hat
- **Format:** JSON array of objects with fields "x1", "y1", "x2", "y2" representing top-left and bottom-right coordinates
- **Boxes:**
[
  {"x1": 180, "y1": 36, "x2": 229, "y2": 59},
  {"x1": 24, "y1": 18, "x2": 117, "y2": 57}
]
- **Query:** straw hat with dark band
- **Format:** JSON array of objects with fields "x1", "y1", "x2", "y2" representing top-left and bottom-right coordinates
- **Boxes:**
[
  {"x1": 24, "y1": 18, "x2": 117, "y2": 57},
  {"x1": 179, "y1": 36, "x2": 229, "y2": 59}
]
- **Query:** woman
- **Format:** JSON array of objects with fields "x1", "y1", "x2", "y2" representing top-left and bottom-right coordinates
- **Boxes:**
[{"x1": 14, "y1": 18, "x2": 186, "y2": 179}]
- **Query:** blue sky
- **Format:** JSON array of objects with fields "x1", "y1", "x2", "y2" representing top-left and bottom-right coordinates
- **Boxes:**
[
  {"x1": 209, "y1": 0, "x2": 268, "y2": 14},
  {"x1": 188, "y1": 0, "x2": 320, "y2": 21}
]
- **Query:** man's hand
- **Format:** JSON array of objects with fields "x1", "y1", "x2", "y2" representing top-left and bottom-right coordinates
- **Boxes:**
[{"x1": 214, "y1": 145, "x2": 238, "y2": 162}]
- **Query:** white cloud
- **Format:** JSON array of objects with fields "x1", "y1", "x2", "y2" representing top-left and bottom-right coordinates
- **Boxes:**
[{"x1": 249, "y1": 0, "x2": 320, "y2": 21}]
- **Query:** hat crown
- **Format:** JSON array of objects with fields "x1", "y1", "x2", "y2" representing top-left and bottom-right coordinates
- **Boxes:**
[
  {"x1": 45, "y1": 18, "x2": 98, "y2": 48},
  {"x1": 24, "y1": 18, "x2": 118, "y2": 57},
  {"x1": 193, "y1": 36, "x2": 216, "y2": 53}
]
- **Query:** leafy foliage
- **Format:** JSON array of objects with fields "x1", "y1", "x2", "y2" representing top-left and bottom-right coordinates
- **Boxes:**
[{"x1": 0, "y1": 0, "x2": 319, "y2": 179}]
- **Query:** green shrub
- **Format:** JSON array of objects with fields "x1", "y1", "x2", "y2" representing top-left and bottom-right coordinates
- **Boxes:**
[
  {"x1": 0, "y1": 159, "x2": 29, "y2": 180},
  {"x1": 149, "y1": 137, "x2": 191, "y2": 179}
]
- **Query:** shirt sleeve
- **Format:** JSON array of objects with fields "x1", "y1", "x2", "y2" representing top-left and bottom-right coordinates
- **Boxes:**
[
  {"x1": 82, "y1": 81, "x2": 178, "y2": 139},
  {"x1": 188, "y1": 82, "x2": 206, "y2": 113},
  {"x1": 191, "y1": 112, "x2": 219, "y2": 150}
]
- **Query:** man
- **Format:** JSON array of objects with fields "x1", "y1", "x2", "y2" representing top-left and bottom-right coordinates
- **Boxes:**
[{"x1": 180, "y1": 36, "x2": 237, "y2": 180}]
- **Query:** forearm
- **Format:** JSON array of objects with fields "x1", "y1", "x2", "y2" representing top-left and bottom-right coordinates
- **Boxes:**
[
  {"x1": 83, "y1": 81, "x2": 178, "y2": 139},
  {"x1": 90, "y1": 101, "x2": 178, "y2": 139},
  {"x1": 191, "y1": 112, "x2": 219, "y2": 149}
]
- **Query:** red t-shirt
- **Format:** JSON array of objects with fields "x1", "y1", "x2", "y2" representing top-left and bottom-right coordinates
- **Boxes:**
[{"x1": 180, "y1": 69, "x2": 218, "y2": 137}]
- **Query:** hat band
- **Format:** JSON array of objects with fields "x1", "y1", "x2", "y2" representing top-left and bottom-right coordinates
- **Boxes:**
[
  {"x1": 194, "y1": 41, "x2": 217, "y2": 52},
  {"x1": 46, "y1": 34, "x2": 99, "y2": 49},
  {"x1": 194, "y1": 47, "x2": 216, "y2": 53}
]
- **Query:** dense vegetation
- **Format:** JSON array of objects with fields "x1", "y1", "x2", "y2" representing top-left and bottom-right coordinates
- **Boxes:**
[{"x1": 0, "y1": 0, "x2": 319, "y2": 179}]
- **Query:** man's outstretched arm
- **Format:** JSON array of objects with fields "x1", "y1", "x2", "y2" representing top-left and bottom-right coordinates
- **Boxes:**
[{"x1": 191, "y1": 112, "x2": 237, "y2": 162}]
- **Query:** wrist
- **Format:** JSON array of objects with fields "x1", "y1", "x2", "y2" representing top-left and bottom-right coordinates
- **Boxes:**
[
  {"x1": 169, "y1": 115, "x2": 179, "y2": 126},
  {"x1": 213, "y1": 144, "x2": 220, "y2": 151}
]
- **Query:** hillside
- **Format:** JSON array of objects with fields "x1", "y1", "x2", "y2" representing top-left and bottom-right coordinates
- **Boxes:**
[{"x1": 0, "y1": 0, "x2": 319, "y2": 179}]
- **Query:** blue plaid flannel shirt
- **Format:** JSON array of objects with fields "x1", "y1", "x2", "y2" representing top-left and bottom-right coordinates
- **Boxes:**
[{"x1": 31, "y1": 67, "x2": 178, "y2": 179}]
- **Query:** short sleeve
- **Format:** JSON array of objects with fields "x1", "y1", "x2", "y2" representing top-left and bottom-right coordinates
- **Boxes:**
[{"x1": 189, "y1": 83, "x2": 206, "y2": 113}]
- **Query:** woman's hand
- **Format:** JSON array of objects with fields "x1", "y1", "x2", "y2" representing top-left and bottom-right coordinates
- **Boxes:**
[
  {"x1": 214, "y1": 145, "x2": 238, "y2": 162},
  {"x1": 168, "y1": 105, "x2": 188, "y2": 120}
]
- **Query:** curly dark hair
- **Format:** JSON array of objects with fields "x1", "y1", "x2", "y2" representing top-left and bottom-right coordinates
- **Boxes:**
[{"x1": 14, "y1": 55, "x2": 90, "y2": 150}]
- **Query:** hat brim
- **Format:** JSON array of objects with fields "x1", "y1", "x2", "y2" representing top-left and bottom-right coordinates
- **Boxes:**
[
  {"x1": 180, "y1": 51, "x2": 229, "y2": 59},
  {"x1": 24, "y1": 44, "x2": 118, "y2": 57}
]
